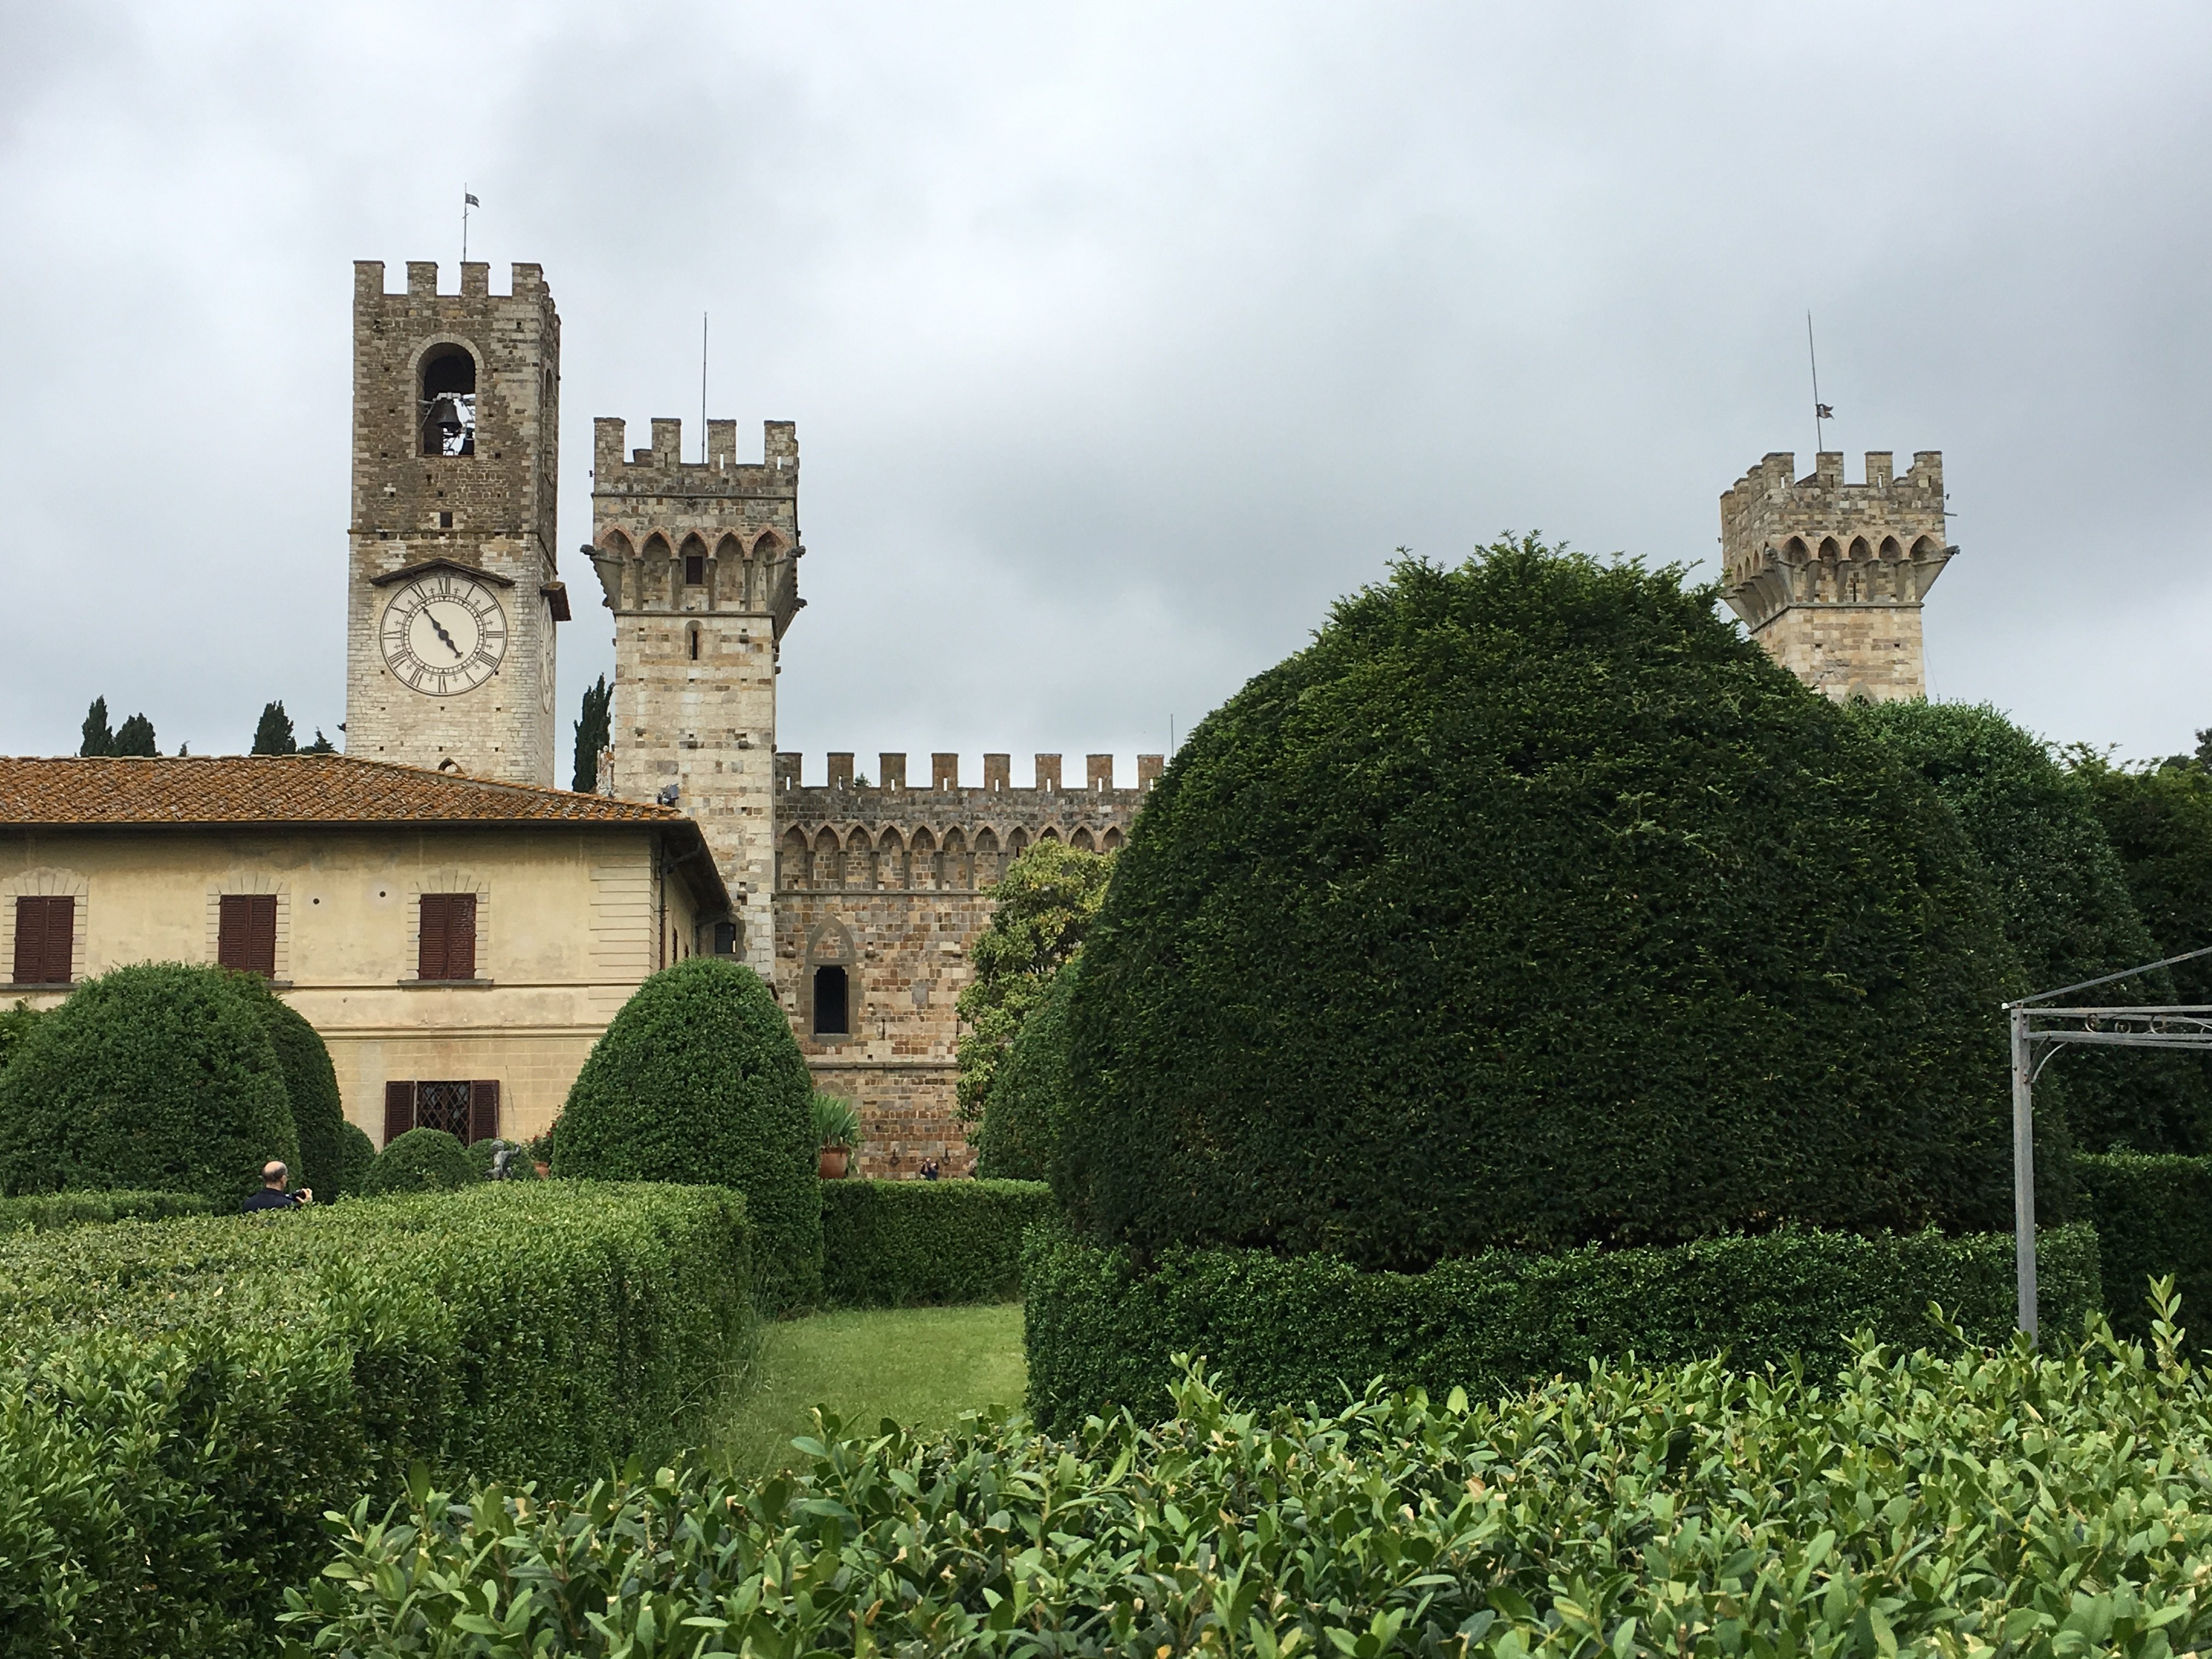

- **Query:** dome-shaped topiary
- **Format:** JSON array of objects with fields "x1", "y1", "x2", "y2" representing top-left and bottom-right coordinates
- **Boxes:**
[
  {"x1": 1059, "y1": 541, "x2": 2040, "y2": 1271},
  {"x1": 0, "y1": 962, "x2": 297, "y2": 1205},
  {"x1": 1853, "y1": 699, "x2": 2212, "y2": 1154},
  {"x1": 551, "y1": 956, "x2": 821, "y2": 1311},
  {"x1": 362, "y1": 1126, "x2": 474, "y2": 1194},
  {"x1": 226, "y1": 974, "x2": 350, "y2": 1199}
]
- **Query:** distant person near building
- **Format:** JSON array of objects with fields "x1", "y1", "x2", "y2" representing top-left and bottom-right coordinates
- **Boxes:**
[{"x1": 241, "y1": 1160, "x2": 311, "y2": 1211}]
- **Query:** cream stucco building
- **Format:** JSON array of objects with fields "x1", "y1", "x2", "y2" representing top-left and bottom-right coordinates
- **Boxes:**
[{"x1": 0, "y1": 755, "x2": 728, "y2": 1144}]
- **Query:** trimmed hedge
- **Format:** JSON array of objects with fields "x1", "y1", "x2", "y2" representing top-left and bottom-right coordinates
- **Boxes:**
[
  {"x1": 973, "y1": 960, "x2": 1077, "y2": 1182},
  {"x1": 2079, "y1": 1151, "x2": 2212, "y2": 1341},
  {"x1": 232, "y1": 978, "x2": 353, "y2": 1199},
  {"x1": 0, "y1": 1188, "x2": 214, "y2": 1233},
  {"x1": 0, "y1": 1182, "x2": 750, "y2": 1656},
  {"x1": 1060, "y1": 545, "x2": 2040, "y2": 1271},
  {"x1": 361, "y1": 1125, "x2": 473, "y2": 1193},
  {"x1": 1022, "y1": 1222, "x2": 2101, "y2": 1427},
  {"x1": 554, "y1": 956, "x2": 821, "y2": 1312},
  {"x1": 0, "y1": 962, "x2": 297, "y2": 1206},
  {"x1": 332, "y1": 1122, "x2": 376, "y2": 1198},
  {"x1": 1857, "y1": 702, "x2": 2211, "y2": 1153},
  {"x1": 289, "y1": 1305, "x2": 2212, "y2": 1658},
  {"x1": 821, "y1": 1178, "x2": 1056, "y2": 1307}
]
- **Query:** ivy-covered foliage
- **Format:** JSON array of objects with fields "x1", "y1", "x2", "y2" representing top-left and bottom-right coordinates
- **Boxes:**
[
  {"x1": 2068, "y1": 751, "x2": 2212, "y2": 1006},
  {"x1": 553, "y1": 956, "x2": 822, "y2": 1312},
  {"x1": 227, "y1": 974, "x2": 354, "y2": 1198},
  {"x1": 1022, "y1": 1222, "x2": 2099, "y2": 1427},
  {"x1": 1857, "y1": 701, "x2": 2211, "y2": 1152},
  {"x1": 820, "y1": 1178, "x2": 1056, "y2": 1307},
  {"x1": 1059, "y1": 544, "x2": 2038, "y2": 1270},
  {"x1": 953, "y1": 840, "x2": 1114, "y2": 1122},
  {"x1": 362, "y1": 1126, "x2": 473, "y2": 1194},
  {"x1": 287, "y1": 1293, "x2": 2212, "y2": 1659},
  {"x1": 972, "y1": 959, "x2": 1077, "y2": 1182},
  {"x1": 0, "y1": 1183, "x2": 750, "y2": 1656},
  {"x1": 0, "y1": 962, "x2": 297, "y2": 1206}
]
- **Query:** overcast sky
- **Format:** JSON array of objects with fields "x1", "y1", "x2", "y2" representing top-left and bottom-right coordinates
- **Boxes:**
[{"x1": 3, "y1": 2, "x2": 2208, "y2": 779}]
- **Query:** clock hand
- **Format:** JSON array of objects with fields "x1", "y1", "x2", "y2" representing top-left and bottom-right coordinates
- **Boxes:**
[{"x1": 425, "y1": 608, "x2": 465, "y2": 659}]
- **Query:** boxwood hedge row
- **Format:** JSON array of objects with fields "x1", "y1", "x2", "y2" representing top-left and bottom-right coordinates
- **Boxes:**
[
  {"x1": 2079, "y1": 1151, "x2": 2212, "y2": 1341},
  {"x1": 0, "y1": 1187, "x2": 213, "y2": 1233},
  {"x1": 1021, "y1": 1221, "x2": 2101, "y2": 1428},
  {"x1": 0, "y1": 1182, "x2": 751, "y2": 1657},
  {"x1": 820, "y1": 1178, "x2": 1054, "y2": 1307}
]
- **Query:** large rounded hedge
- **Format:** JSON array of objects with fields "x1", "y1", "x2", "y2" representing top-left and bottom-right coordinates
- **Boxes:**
[
  {"x1": 1855, "y1": 700, "x2": 2212, "y2": 1154},
  {"x1": 552, "y1": 956, "x2": 821, "y2": 1311},
  {"x1": 228, "y1": 974, "x2": 352, "y2": 1198},
  {"x1": 362, "y1": 1126, "x2": 474, "y2": 1194},
  {"x1": 1058, "y1": 543, "x2": 2041, "y2": 1271},
  {"x1": 974, "y1": 960, "x2": 1079, "y2": 1183},
  {"x1": 0, "y1": 962, "x2": 297, "y2": 1205}
]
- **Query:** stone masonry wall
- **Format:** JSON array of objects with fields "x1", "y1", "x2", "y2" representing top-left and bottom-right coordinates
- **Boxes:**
[
  {"x1": 1718, "y1": 449, "x2": 1956, "y2": 703},
  {"x1": 345, "y1": 261, "x2": 563, "y2": 784},
  {"x1": 772, "y1": 751, "x2": 1160, "y2": 1176},
  {"x1": 591, "y1": 416, "x2": 800, "y2": 976}
]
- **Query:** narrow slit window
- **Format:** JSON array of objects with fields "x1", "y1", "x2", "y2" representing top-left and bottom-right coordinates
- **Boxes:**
[
  {"x1": 812, "y1": 964, "x2": 849, "y2": 1036},
  {"x1": 689, "y1": 625, "x2": 701, "y2": 661}
]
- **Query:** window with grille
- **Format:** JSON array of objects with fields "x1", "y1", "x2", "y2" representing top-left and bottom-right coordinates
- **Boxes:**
[
  {"x1": 11, "y1": 896, "x2": 73, "y2": 986},
  {"x1": 217, "y1": 894, "x2": 278, "y2": 978},
  {"x1": 382, "y1": 1079, "x2": 500, "y2": 1144},
  {"x1": 416, "y1": 893, "x2": 478, "y2": 980}
]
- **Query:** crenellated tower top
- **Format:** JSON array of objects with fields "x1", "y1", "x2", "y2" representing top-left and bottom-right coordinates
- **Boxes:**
[{"x1": 1719, "y1": 450, "x2": 1958, "y2": 702}]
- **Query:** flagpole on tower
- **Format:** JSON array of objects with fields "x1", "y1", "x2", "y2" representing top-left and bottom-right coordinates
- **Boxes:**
[
  {"x1": 1805, "y1": 311, "x2": 1833, "y2": 455},
  {"x1": 462, "y1": 187, "x2": 478, "y2": 264}
]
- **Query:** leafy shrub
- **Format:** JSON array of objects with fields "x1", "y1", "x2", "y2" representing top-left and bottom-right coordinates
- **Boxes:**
[
  {"x1": 1022, "y1": 1222, "x2": 2100, "y2": 1426},
  {"x1": 0, "y1": 1188, "x2": 214, "y2": 1233},
  {"x1": 362, "y1": 1126, "x2": 473, "y2": 1194},
  {"x1": 0, "y1": 962, "x2": 297, "y2": 1206},
  {"x1": 2079, "y1": 1151, "x2": 2212, "y2": 1342},
  {"x1": 812, "y1": 1090, "x2": 864, "y2": 1151},
  {"x1": 331, "y1": 1122, "x2": 375, "y2": 1198},
  {"x1": 0, "y1": 1182, "x2": 750, "y2": 1656},
  {"x1": 953, "y1": 840, "x2": 1115, "y2": 1120},
  {"x1": 821, "y1": 1178, "x2": 1056, "y2": 1307},
  {"x1": 553, "y1": 956, "x2": 821, "y2": 1312},
  {"x1": 1858, "y1": 701, "x2": 2210, "y2": 1151},
  {"x1": 973, "y1": 959, "x2": 1077, "y2": 1182},
  {"x1": 286, "y1": 1291, "x2": 2212, "y2": 1659},
  {"x1": 1059, "y1": 545, "x2": 2038, "y2": 1271},
  {"x1": 2069, "y1": 751, "x2": 2212, "y2": 1006},
  {"x1": 227, "y1": 974, "x2": 354, "y2": 1197}
]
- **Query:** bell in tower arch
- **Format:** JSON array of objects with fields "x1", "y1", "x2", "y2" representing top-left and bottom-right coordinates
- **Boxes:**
[{"x1": 417, "y1": 345, "x2": 478, "y2": 457}]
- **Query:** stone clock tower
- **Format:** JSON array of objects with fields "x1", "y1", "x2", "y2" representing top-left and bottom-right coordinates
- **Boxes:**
[{"x1": 343, "y1": 260, "x2": 563, "y2": 784}]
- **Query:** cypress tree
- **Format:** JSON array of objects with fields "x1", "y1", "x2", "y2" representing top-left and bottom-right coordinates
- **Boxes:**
[
  {"x1": 572, "y1": 676, "x2": 612, "y2": 792},
  {"x1": 251, "y1": 701, "x2": 298, "y2": 755},
  {"x1": 78, "y1": 697, "x2": 113, "y2": 757},
  {"x1": 111, "y1": 713, "x2": 157, "y2": 756}
]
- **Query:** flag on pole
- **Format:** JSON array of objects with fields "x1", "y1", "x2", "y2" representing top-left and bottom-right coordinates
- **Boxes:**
[
  {"x1": 465, "y1": 193, "x2": 479, "y2": 207},
  {"x1": 1815, "y1": 403, "x2": 1834, "y2": 420}
]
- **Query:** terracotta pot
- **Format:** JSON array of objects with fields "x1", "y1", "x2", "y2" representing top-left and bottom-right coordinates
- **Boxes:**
[{"x1": 819, "y1": 1146, "x2": 851, "y2": 1180}]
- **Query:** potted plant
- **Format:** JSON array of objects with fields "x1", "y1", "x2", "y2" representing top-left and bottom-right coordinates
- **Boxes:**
[{"x1": 813, "y1": 1091, "x2": 864, "y2": 1179}]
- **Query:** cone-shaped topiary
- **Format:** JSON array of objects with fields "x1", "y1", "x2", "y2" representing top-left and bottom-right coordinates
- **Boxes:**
[
  {"x1": 362, "y1": 1127, "x2": 473, "y2": 1194},
  {"x1": 1058, "y1": 541, "x2": 2041, "y2": 1272},
  {"x1": 1855, "y1": 699, "x2": 2212, "y2": 1154},
  {"x1": 226, "y1": 974, "x2": 351, "y2": 1199},
  {"x1": 552, "y1": 956, "x2": 821, "y2": 1311},
  {"x1": 0, "y1": 962, "x2": 297, "y2": 1205}
]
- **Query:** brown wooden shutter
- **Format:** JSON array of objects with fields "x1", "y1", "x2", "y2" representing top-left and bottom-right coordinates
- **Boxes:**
[
  {"x1": 217, "y1": 894, "x2": 278, "y2": 977},
  {"x1": 382, "y1": 1080, "x2": 415, "y2": 1145},
  {"x1": 13, "y1": 896, "x2": 73, "y2": 985},
  {"x1": 444, "y1": 894, "x2": 477, "y2": 980},
  {"x1": 467, "y1": 1080, "x2": 500, "y2": 1144},
  {"x1": 416, "y1": 895, "x2": 447, "y2": 980}
]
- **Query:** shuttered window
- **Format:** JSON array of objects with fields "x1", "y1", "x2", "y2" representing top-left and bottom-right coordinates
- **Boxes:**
[
  {"x1": 416, "y1": 893, "x2": 477, "y2": 981},
  {"x1": 11, "y1": 896, "x2": 74, "y2": 986},
  {"x1": 380, "y1": 1079, "x2": 501, "y2": 1145},
  {"x1": 216, "y1": 894, "x2": 278, "y2": 978}
]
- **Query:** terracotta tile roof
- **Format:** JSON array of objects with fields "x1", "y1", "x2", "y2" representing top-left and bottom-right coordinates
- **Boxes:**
[{"x1": 0, "y1": 755, "x2": 687, "y2": 827}]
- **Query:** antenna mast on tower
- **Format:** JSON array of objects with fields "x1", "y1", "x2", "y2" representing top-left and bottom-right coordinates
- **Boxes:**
[{"x1": 1805, "y1": 311, "x2": 1833, "y2": 454}]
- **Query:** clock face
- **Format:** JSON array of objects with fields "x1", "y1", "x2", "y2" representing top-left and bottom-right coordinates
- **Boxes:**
[{"x1": 380, "y1": 573, "x2": 507, "y2": 696}]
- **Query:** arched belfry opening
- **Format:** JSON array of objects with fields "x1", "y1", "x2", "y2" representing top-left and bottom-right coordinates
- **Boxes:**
[{"x1": 419, "y1": 346, "x2": 477, "y2": 456}]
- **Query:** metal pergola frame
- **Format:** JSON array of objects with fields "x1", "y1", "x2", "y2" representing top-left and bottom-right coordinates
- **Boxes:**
[{"x1": 2006, "y1": 942, "x2": 2212, "y2": 1339}]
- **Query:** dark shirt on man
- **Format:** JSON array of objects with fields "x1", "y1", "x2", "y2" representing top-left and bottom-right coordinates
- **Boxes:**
[{"x1": 241, "y1": 1187, "x2": 302, "y2": 1212}]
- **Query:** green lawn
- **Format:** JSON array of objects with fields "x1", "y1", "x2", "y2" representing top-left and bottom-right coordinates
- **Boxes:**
[{"x1": 710, "y1": 1301, "x2": 1028, "y2": 1474}]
